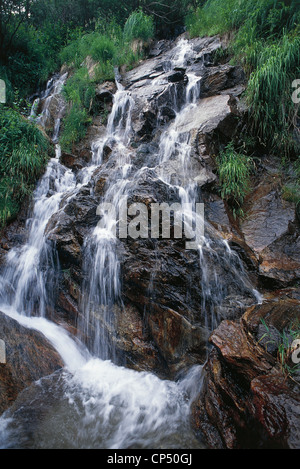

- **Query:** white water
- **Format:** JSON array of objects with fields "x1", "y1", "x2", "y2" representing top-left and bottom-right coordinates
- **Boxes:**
[
  {"x1": 0, "y1": 304, "x2": 203, "y2": 449},
  {"x1": 0, "y1": 38, "x2": 261, "y2": 449}
]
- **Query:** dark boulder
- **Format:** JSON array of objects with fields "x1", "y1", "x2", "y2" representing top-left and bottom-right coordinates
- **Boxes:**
[{"x1": 0, "y1": 311, "x2": 63, "y2": 415}]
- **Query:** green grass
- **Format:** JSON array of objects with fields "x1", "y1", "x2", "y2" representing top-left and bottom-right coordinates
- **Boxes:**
[
  {"x1": 123, "y1": 9, "x2": 155, "y2": 43},
  {"x1": 260, "y1": 318, "x2": 300, "y2": 377},
  {"x1": 0, "y1": 106, "x2": 50, "y2": 225},
  {"x1": 59, "y1": 11, "x2": 154, "y2": 151},
  {"x1": 217, "y1": 142, "x2": 253, "y2": 218}
]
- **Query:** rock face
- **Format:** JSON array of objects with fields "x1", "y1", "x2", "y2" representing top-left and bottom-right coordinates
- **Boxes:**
[
  {"x1": 42, "y1": 35, "x2": 260, "y2": 377},
  {"x1": 0, "y1": 33, "x2": 299, "y2": 448},
  {"x1": 240, "y1": 157, "x2": 300, "y2": 288},
  {"x1": 192, "y1": 290, "x2": 300, "y2": 449},
  {"x1": 0, "y1": 312, "x2": 63, "y2": 414},
  {"x1": 25, "y1": 35, "x2": 299, "y2": 380}
]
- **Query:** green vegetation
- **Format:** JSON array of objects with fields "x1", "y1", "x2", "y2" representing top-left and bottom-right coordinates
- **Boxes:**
[
  {"x1": 186, "y1": 0, "x2": 299, "y2": 219},
  {"x1": 282, "y1": 183, "x2": 300, "y2": 204},
  {"x1": 123, "y1": 9, "x2": 155, "y2": 42},
  {"x1": 1, "y1": 0, "x2": 299, "y2": 225},
  {"x1": 186, "y1": 0, "x2": 300, "y2": 157},
  {"x1": 217, "y1": 142, "x2": 253, "y2": 218},
  {"x1": 260, "y1": 318, "x2": 300, "y2": 378},
  {"x1": 58, "y1": 11, "x2": 155, "y2": 150},
  {"x1": 0, "y1": 106, "x2": 50, "y2": 225},
  {"x1": 0, "y1": 1, "x2": 191, "y2": 103}
]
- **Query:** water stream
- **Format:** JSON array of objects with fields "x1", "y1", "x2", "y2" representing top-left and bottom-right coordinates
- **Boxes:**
[{"x1": 0, "y1": 39, "x2": 260, "y2": 449}]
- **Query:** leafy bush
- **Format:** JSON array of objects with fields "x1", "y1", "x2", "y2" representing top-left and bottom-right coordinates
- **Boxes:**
[
  {"x1": 60, "y1": 104, "x2": 91, "y2": 152},
  {"x1": 0, "y1": 106, "x2": 49, "y2": 224},
  {"x1": 217, "y1": 142, "x2": 253, "y2": 218},
  {"x1": 58, "y1": 11, "x2": 154, "y2": 150},
  {"x1": 90, "y1": 34, "x2": 117, "y2": 63}
]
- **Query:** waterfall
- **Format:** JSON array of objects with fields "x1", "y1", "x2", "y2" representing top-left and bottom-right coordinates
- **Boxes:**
[
  {"x1": 0, "y1": 39, "x2": 261, "y2": 449},
  {"x1": 78, "y1": 78, "x2": 134, "y2": 359},
  {"x1": 0, "y1": 73, "x2": 76, "y2": 317},
  {"x1": 0, "y1": 67, "x2": 204, "y2": 449}
]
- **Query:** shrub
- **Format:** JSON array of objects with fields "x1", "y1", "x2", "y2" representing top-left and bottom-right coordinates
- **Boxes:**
[
  {"x1": 217, "y1": 142, "x2": 253, "y2": 218},
  {"x1": 246, "y1": 34, "x2": 300, "y2": 156},
  {"x1": 60, "y1": 103, "x2": 91, "y2": 152},
  {"x1": 90, "y1": 34, "x2": 117, "y2": 63},
  {"x1": 0, "y1": 106, "x2": 49, "y2": 225},
  {"x1": 58, "y1": 12, "x2": 154, "y2": 150},
  {"x1": 123, "y1": 10, "x2": 155, "y2": 43},
  {"x1": 60, "y1": 68, "x2": 95, "y2": 151}
]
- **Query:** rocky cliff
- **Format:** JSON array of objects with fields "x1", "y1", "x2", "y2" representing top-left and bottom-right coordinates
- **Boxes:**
[{"x1": 0, "y1": 34, "x2": 299, "y2": 448}]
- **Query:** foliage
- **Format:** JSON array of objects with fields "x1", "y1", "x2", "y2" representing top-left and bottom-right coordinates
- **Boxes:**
[
  {"x1": 0, "y1": 106, "x2": 49, "y2": 225},
  {"x1": 123, "y1": 10, "x2": 155, "y2": 43},
  {"x1": 245, "y1": 34, "x2": 300, "y2": 157},
  {"x1": 59, "y1": 68, "x2": 94, "y2": 151},
  {"x1": 259, "y1": 318, "x2": 300, "y2": 377},
  {"x1": 59, "y1": 10, "x2": 155, "y2": 150},
  {"x1": 282, "y1": 183, "x2": 300, "y2": 204},
  {"x1": 60, "y1": 104, "x2": 91, "y2": 152},
  {"x1": 217, "y1": 142, "x2": 253, "y2": 218}
]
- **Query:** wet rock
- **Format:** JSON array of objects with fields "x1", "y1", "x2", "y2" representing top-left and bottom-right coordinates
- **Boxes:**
[
  {"x1": 240, "y1": 170, "x2": 300, "y2": 288},
  {"x1": 0, "y1": 204, "x2": 30, "y2": 265},
  {"x1": 45, "y1": 36, "x2": 260, "y2": 379},
  {"x1": 148, "y1": 39, "x2": 172, "y2": 58},
  {"x1": 192, "y1": 292, "x2": 300, "y2": 449},
  {"x1": 174, "y1": 94, "x2": 239, "y2": 143},
  {"x1": 60, "y1": 152, "x2": 84, "y2": 171},
  {"x1": 111, "y1": 304, "x2": 168, "y2": 377},
  {"x1": 188, "y1": 36, "x2": 223, "y2": 64},
  {"x1": 200, "y1": 64, "x2": 246, "y2": 98},
  {"x1": 204, "y1": 194, "x2": 230, "y2": 230},
  {"x1": 251, "y1": 374, "x2": 300, "y2": 449},
  {"x1": 95, "y1": 81, "x2": 117, "y2": 101},
  {"x1": 46, "y1": 187, "x2": 100, "y2": 268},
  {"x1": 0, "y1": 311, "x2": 63, "y2": 415},
  {"x1": 166, "y1": 68, "x2": 187, "y2": 83},
  {"x1": 241, "y1": 176, "x2": 296, "y2": 253}
]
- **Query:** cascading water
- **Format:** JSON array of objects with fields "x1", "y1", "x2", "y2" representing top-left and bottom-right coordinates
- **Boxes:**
[
  {"x1": 152, "y1": 39, "x2": 260, "y2": 332},
  {"x1": 0, "y1": 38, "x2": 261, "y2": 449},
  {"x1": 30, "y1": 72, "x2": 68, "y2": 143},
  {"x1": 0, "y1": 65, "x2": 205, "y2": 449},
  {"x1": 78, "y1": 79, "x2": 135, "y2": 360}
]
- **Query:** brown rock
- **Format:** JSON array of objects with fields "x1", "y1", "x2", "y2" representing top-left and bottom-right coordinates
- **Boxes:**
[
  {"x1": 60, "y1": 152, "x2": 84, "y2": 171},
  {"x1": 251, "y1": 374, "x2": 300, "y2": 449},
  {"x1": 239, "y1": 169, "x2": 300, "y2": 288},
  {"x1": 192, "y1": 291, "x2": 300, "y2": 449},
  {"x1": 210, "y1": 319, "x2": 274, "y2": 381},
  {"x1": 200, "y1": 64, "x2": 246, "y2": 98},
  {"x1": 0, "y1": 311, "x2": 63, "y2": 415}
]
